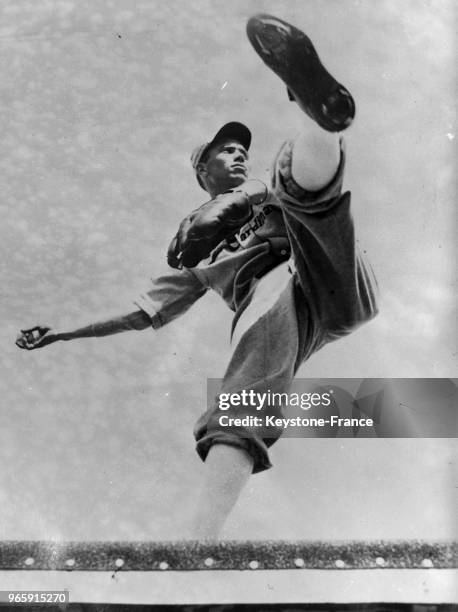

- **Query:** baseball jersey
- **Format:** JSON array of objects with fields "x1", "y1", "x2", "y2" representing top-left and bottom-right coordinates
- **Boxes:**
[
  {"x1": 134, "y1": 138, "x2": 377, "y2": 342},
  {"x1": 134, "y1": 190, "x2": 291, "y2": 324}
]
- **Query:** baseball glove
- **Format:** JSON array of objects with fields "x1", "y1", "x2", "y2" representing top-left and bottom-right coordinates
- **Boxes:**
[{"x1": 167, "y1": 179, "x2": 268, "y2": 269}]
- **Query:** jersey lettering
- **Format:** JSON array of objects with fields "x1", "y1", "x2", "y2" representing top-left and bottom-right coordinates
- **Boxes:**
[{"x1": 236, "y1": 204, "x2": 276, "y2": 245}]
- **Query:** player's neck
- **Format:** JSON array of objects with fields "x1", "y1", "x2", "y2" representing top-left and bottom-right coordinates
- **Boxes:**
[{"x1": 207, "y1": 177, "x2": 246, "y2": 198}]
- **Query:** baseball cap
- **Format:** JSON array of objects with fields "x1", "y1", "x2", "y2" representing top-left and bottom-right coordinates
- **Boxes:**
[{"x1": 191, "y1": 121, "x2": 252, "y2": 190}]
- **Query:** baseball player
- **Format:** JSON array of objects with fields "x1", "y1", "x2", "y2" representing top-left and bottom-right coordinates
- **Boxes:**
[{"x1": 16, "y1": 15, "x2": 378, "y2": 538}]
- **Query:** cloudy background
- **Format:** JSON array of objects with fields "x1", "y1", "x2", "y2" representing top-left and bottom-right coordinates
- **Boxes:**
[{"x1": 0, "y1": 0, "x2": 456, "y2": 542}]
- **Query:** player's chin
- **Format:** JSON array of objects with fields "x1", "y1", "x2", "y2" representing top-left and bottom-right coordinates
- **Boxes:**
[{"x1": 229, "y1": 172, "x2": 248, "y2": 186}]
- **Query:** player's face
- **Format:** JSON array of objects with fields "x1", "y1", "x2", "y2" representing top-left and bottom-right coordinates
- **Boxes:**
[{"x1": 203, "y1": 138, "x2": 250, "y2": 193}]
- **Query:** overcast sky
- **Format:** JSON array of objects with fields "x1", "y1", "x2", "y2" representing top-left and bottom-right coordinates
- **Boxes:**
[{"x1": 0, "y1": 0, "x2": 456, "y2": 542}]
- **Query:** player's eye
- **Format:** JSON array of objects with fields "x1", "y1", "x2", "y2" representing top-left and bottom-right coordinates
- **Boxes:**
[{"x1": 221, "y1": 146, "x2": 247, "y2": 159}]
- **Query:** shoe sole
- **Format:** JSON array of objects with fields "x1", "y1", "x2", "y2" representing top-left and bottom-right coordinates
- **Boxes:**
[{"x1": 246, "y1": 14, "x2": 355, "y2": 131}]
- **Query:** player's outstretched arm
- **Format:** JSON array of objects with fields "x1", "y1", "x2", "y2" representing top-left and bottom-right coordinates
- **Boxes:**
[{"x1": 15, "y1": 310, "x2": 152, "y2": 350}]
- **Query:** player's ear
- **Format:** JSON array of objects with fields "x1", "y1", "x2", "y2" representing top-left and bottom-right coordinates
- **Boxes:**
[
  {"x1": 196, "y1": 162, "x2": 209, "y2": 187},
  {"x1": 196, "y1": 162, "x2": 207, "y2": 178}
]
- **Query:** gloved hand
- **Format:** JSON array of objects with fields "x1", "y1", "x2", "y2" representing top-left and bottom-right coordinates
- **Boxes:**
[{"x1": 167, "y1": 179, "x2": 267, "y2": 269}]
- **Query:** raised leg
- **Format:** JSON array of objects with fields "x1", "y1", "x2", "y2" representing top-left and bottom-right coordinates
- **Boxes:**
[{"x1": 291, "y1": 119, "x2": 340, "y2": 191}]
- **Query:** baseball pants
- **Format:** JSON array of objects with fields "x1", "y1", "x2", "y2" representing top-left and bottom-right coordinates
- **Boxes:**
[{"x1": 194, "y1": 138, "x2": 378, "y2": 473}]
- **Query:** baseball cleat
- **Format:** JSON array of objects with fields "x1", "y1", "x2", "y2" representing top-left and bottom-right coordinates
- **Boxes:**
[{"x1": 246, "y1": 14, "x2": 355, "y2": 132}]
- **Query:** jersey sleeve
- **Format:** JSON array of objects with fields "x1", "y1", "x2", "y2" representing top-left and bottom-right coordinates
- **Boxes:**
[{"x1": 134, "y1": 267, "x2": 208, "y2": 329}]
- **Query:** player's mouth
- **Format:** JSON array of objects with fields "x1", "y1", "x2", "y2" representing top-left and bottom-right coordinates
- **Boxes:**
[{"x1": 231, "y1": 164, "x2": 247, "y2": 173}]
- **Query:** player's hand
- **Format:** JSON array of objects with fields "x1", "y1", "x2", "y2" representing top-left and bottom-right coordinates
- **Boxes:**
[
  {"x1": 167, "y1": 180, "x2": 267, "y2": 269},
  {"x1": 15, "y1": 326, "x2": 57, "y2": 350}
]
